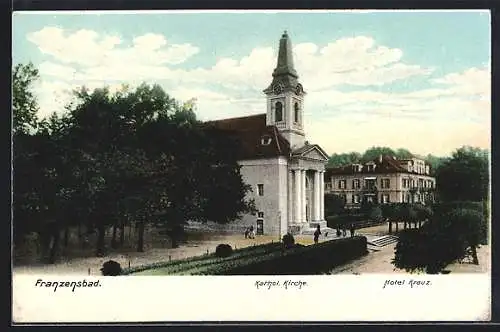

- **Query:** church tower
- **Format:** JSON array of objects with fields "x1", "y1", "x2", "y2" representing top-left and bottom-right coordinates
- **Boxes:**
[{"x1": 264, "y1": 31, "x2": 306, "y2": 149}]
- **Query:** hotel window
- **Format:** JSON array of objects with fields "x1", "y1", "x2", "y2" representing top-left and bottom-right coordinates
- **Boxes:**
[
  {"x1": 257, "y1": 212, "x2": 264, "y2": 218},
  {"x1": 381, "y1": 194, "x2": 390, "y2": 204},
  {"x1": 402, "y1": 178, "x2": 409, "y2": 188},
  {"x1": 381, "y1": 179, "x2": 390, "y2": 189},
  {"x1": 275, "y1": 102, "x2": 283, "y2": 122},
  {"x1": 341, "y1": 194, "x2": 347, "y2": 203},
  {"x1": 365, "y1": 179, "x2": 376, "y2": 190},
  {"x1": 257, "y1": 184, "x2": 264, "y2": 196},
  {"x1": 325, "y1": 182, "x2": 332, "y2": 191},
  {"x1": 352, "y1": 179, "x2": 360, "y2": 189},
  {"x1": 338, "y1": 180, "x2": 346, "y2": 189},
  {"x1": 352, "y1": 194, "x2": 360, "y2": 204}
]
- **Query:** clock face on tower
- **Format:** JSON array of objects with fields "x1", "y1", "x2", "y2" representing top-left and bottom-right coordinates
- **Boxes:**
[
  {"x1": 295, "y1": 84, "x2": 303, "y2": 95},
  {"x1": 273, "y1": 83, "x2": 284, "y2": 95}
]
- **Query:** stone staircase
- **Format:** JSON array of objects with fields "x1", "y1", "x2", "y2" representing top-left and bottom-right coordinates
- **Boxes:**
[{"x1": 367, "y1": 235, "x2": 399, "y2": 247}]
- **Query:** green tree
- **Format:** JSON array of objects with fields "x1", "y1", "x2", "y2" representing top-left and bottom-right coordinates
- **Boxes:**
[
  {"x1": 393, "y1": 203, "x2": 486, "y2": 273},
  {"x1": 324, "y1": 193, "x2": 346, "y2": 216},
  {"x1": 435, "y1": 146, "x2": 489, "y2": 202},
  {"x1": 13, "y1": 62, "x2": 40, "y2": 135},
  {"x1": 327, "y1": 152, "x2": 362, "y2": 167},
  {"x1": 361, "y1": 146, "x2": 396, "y2": 162}
]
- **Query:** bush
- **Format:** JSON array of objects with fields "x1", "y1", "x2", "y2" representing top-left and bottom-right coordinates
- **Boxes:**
[
  {"x1": 326, "y1": 214, "x2": 364, "y2": 228},
  {"x1": 215, "y1": 244, "x2": 233, "y2": 258},
  {"x1": 282, "y1": 233, "x2": 295, "y2": 248},
  {"x1": 368, "y1": 206, "x2": 383, "y2": 221},
  {"x1": 100, "y1": 260, "x2": 123, "y2": 276}
]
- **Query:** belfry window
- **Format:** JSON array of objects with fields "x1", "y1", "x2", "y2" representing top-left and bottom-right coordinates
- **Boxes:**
[
  {"x1": 294, "y1": 102, "x2": 300, "y2": 123},
  {"x1": 275, "y1": 101, "x2": 283, "y2": 122}
]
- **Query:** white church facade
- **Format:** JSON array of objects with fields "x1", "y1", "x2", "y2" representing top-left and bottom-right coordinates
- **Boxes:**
[{"x1": 206, "y1": 31, "x2": 330, "y2": 236}]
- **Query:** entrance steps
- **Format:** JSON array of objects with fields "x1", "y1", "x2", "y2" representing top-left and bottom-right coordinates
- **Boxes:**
[{"x1": 367, "y1": 235, "x2": 399, "y2": 247}]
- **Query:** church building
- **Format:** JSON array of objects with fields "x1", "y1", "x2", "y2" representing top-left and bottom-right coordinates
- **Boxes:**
[{"x1": 206, "y1": 31, "x2": 330, "y2": 236}]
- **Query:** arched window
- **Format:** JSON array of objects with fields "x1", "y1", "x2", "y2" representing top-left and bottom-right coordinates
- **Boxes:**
[
  {"x1": 275, "y1": 101, "x2": 283, "y2": 122},
  {"x1": 294, "y1": 102, "x2": 300, "y2": 123}
]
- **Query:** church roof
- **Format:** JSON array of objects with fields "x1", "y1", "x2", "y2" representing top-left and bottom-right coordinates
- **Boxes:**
[
  {"x1": 292, "y1": 143, "x2": 330, "y2": 160},
  {"x1": 204, "y1": 114, "x2": 291, "y2": 160}
]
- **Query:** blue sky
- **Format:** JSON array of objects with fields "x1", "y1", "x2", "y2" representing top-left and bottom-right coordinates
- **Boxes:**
[{"x1": 12, "y1": 10, "x2": 491, "y2": 156}]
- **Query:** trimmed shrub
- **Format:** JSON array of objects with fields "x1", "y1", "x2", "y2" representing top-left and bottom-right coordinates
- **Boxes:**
[
  {"x1": 196, "y1": 236, "x2": 368, "y2": 275},
  {"x1": 282, "y1": 233, "x2": 295, "y2": 248},
  {"x1": 100, "y1": 260, "x2": 122, "y2": 276},
  {"x1": 215, "y1": 244, "x2": 233, "y2": 258}
]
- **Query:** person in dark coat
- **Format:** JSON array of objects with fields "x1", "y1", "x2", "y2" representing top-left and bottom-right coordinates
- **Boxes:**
[
  {"x1": 313, "y1": 225, "x2": 321, "y2": 244},
  {"x1": 342, "y1": 224, "x2": 347, "y2": 237},
  {"x1": 350, "y1": 223, "x2": 355, "y2": 237}
]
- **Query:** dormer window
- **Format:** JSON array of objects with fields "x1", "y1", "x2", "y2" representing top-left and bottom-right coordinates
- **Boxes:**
[
  {"x1": 275, "y1": 101, "x2": 283, "y2": 122},
  {"x1": 261, "y1": 135, "x2": 272, "y2": 146},
  {"x1": 366, "y1": 162, "x2": 376, "y2": 172}
]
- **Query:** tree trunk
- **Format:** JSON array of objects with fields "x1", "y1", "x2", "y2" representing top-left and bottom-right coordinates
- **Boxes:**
[
  {"x1": 388, "y1": 221, "x2": 392, "y2": 234},
  {"x1": 96, "y1": 223, "x2": 105, "y2": 256},
  {"x1": 395, "y1": 221, "x2": 399, "y2": 232},
  {"x1": 471, "y1": 246, "x2": 479, "y2": 265},
  {"x1": 77, "y1": 223, "x2": 82, "y2": 239},
  {"x1": 111, "y1": 224, "x2": 118, "y2": 249},
  {"x1": 137, "y1": 222, "x2": 145, "y2": 252},
  {"x1": 63, "y1": 226, "x2": 69, "y2": 247},
  {"x1": 120, "y1": 222, "x2": 125, "y2": 247},
  {"x1": 404, "y1": 221, "x2": 407, "y2": 230},
  {"x1": 48, "y1": 227, "x2": 60, "y2": 264}
]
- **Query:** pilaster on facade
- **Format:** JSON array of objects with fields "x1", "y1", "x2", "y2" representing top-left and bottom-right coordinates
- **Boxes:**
[
  {"x1": 319, "y1": 170, "x2": 325, "y2": 221},
  {"x1": 313, "y1": 171, "x2": 321, "y2": 221}
]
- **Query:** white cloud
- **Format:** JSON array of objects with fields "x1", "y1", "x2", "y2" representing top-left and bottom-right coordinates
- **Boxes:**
[
  {"x1": 25, "y1": 27, "x2": 490, "y2": 155},
  {"x1": 27, "y1": 27, "x2": 199, "y2": 68}
]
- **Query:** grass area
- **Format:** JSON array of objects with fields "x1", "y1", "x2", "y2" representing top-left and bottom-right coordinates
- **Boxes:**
[{"x1": 131, "y1": 242, "x2": 283, "y2": 275}]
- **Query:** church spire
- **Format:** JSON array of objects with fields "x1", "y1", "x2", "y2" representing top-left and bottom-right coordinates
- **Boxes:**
[{"x1": 273, "y1": 30, "x2": 298, "y2": 78}]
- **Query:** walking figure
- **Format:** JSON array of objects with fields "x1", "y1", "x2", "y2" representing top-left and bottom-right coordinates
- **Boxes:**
[
  {"x1": 248, "y1": 225, "x2": 255, "y2": 239},
  {"x1": 313, "y1": 225, "x2": 321, "y2": 244},
  {"x1": 244, "y1": 227, "x2": 249, "y2": 239},
  {"x1": 342, "y1": 224, "x2": 347, "y2": 237},
  {"x1": 350, "y1": 223, "x2": 355, "y2": 237}
]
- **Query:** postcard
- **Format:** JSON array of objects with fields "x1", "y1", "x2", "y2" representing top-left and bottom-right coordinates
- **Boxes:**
[{"x1": 12, "y1": 9, "x2": 491, "y2": 323}]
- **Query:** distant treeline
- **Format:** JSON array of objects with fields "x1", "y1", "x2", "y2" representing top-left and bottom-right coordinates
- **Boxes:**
[{"x1": 327, "y1": 147, "x2": 448, "y2": 173}]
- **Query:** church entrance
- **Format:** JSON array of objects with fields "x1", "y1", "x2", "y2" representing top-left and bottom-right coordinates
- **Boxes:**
[{"x1": 256, "y1": 219, "x2": 264, "y2": 235}]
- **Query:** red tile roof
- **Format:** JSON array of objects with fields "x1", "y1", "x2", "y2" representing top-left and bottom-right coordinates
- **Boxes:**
[
  {"x1": 204, "y1": 114, "x2": 291, "y2": 160},
  {"x1": 325, "y1": 155, "x2": 410, "y2": 176}
]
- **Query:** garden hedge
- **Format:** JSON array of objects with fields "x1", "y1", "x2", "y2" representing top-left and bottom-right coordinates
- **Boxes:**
[{"x1": 194, "y1": 236, "x2": 368, "y2": 275}]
